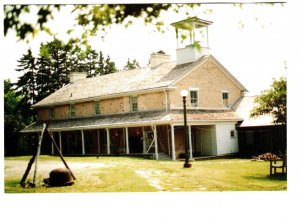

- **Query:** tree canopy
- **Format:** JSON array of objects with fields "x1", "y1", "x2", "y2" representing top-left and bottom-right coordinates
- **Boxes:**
[
  {"x1": 250, "y1": 77, "x2": 287, "y2": 125},
  {"x1": 123, "y1": 58, "x2": 141, "y2": 71},
  {"x1": 14, "y1": 38, "x2": 117, "y2": 108},
  {"x1": 4, "y1": 4, "x2": 200, "y2": 42}
]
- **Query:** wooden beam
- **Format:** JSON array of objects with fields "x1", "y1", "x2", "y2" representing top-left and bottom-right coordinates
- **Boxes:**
[
  {"x1": 106, "y1": 128, "x2": 110, "y2": 154},
  {"x1": 46, "y1": 129, "x2": 76, "y2": 180},
  {"x1": 33, "y1": 124, "x2": 47, "y2": 186},
  {"x1": 81, "y1": 130, "x2": 85, "y2": 155},
  {"x1": 153, "y1": 125, "x2": 158, "y2": 160},
  {"x1": 97, "y1": 129, "x2": 101, "y2": 154},
  {"x1": 50, "y1": 132, "x2": 55, "y2": 155},
  {"x1": 125, "y1": 127, "x2": 129, "y2": 154},
  {"x1": 142, "y1": 127, "x2": 146, "y2": 153}
]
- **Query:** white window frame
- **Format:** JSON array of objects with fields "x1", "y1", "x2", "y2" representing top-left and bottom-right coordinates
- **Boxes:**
[
  {"x1": 222, "y1": 90, "x2": 230, "y2": 108},
  {"x1": 189, "y1": 88, "x2": 199, "y2": 108},
  {"x1": 94, "y1": 100, "x2": 100, "y2": 115},
  {"x1": 130, "y1": 96, "x2": 138, "y2": 112},
  {"x1": 50, "y1": 107, "x2": 55, "y2": 119},
  {"x1": 70, "y1": 104, "x2": 76, "y2": 118}
]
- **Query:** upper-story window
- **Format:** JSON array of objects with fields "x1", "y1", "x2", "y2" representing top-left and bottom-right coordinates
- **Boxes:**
[
  {"x1": 70, "y1": 104, "x2": 75, "y2": 118},
  {"x1": 50, "y1": 107, "x2": 55, "y2": 119},
  {"x1": 130, "y1": 96, "x2": 138, "y2": 112},
  {"x1": 94, "y1": 101, "x2": 100, "y2": 115},
  {"x1": 190, "y1": 90, "x2": 199, "y2": 107},
  {"x1": 222, "y1": 91, "x2": 230, "y2": 108}
]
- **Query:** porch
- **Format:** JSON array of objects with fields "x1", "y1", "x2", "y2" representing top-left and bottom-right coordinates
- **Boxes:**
[{"x1": 20, "y1": 109, "x2": 239, "y2": 160}]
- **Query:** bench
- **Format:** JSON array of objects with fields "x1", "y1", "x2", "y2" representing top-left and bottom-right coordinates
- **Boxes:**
[{"x1": 270, "y1": 155, "x2": 287, "y2": 176}]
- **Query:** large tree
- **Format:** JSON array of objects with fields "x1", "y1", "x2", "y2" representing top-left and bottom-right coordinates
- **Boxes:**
[
  {"x1": 4, "y1": 80, "x2": 31, "y2": 155},
  {"x1": 250, "y1": 77, "x2": 287, "y2": 125},
  {"x1": 15, "y1": 38, "x2": 118, "y2": 107},
  {"x1": 15, "y1": 49, "x2": 38, "y2": 105},
  {"x1": 4, "y1": 4, "x2": 200, "y2": 42}
]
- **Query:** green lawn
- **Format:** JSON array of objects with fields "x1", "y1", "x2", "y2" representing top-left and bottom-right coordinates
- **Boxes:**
[{"x1": 4, "y1": 156, "x2": 287, "y2": 193}]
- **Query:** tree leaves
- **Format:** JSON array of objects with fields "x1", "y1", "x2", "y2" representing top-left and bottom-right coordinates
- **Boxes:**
[
  {"x1": 4, "y1": 4, "x2": 198, "y2": 41},
  {"x1": 250, "y1": 77, "x2": 286, "y2": 124}
]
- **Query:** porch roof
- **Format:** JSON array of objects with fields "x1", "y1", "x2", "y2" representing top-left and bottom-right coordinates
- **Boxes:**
[{"x1": 21, "y1": 109, "x2": 242, "y2": 133}]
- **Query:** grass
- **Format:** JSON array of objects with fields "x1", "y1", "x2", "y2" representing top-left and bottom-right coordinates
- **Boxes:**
[{"x1": 4, "y1": 156, "x2": 287, "y2": 193}]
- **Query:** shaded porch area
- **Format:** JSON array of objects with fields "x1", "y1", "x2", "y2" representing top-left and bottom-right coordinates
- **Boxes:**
[{"x1": 20, "y1": 109, "x2": 240, "y2": 160}]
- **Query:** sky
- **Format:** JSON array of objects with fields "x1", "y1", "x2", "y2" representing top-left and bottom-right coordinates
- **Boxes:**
[{"x1": 1, "y1": 2, "x2": 290, "y2": 95}]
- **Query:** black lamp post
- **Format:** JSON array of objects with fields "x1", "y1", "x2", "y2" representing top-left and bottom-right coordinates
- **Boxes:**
[{"x1": 180, "y1": 90, "x2": 192, "y2": 168}]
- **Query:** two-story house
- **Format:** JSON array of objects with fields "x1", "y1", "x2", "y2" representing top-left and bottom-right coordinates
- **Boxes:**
[{"x1": 21, "y1": 17, "x2": 247, "y2": 160}]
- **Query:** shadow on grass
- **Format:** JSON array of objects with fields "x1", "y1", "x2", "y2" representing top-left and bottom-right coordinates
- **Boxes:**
[{"x1": 244, "y1": 174, "x2": 287, "y2": 181}]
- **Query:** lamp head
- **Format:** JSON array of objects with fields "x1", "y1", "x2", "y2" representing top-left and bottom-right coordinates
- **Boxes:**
[{"x1": 180, "y1": 89, "x2": 188, "y2": 97}]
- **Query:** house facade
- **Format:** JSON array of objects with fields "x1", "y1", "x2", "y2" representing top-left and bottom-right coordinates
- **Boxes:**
[{"x1": 21, "y1": 18, "x2": 247, "y2": 160}]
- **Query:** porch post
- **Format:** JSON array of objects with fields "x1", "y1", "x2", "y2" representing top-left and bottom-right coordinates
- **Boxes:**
[
  {"x1": 81, "y1": 130, "x2": 85, "y2": 155},
  {"x1": 171, "y1": 124, "x2": 176, "y2": 160},
  {"x1": 188, "y1": 125, "x2": 193, "y2": 159},
  {"x1": 106, "y1": 128, "x2": 110, "y2": 154},
  {"x1": 125, "y1": 127, "x2": 130, "y2": 154},
  {"x1": 50, "y1": 132, "x2": 55, "y2": 155},
  {"x1": 59, "y1": 131, "x2": 62, "y2": 153},
  {"x1": 97, "y1": 129, "x2": 101, "y2": 154},
  {"x1": 142, "y1": 126, "x2": 147, "y2": 153},
  {"x1": 153, "y1": 125, "x2": 158, "y2": 160}
]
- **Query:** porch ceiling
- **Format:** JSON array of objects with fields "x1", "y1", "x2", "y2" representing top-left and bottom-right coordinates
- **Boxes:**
[{"x1": 21, "y1": 109, "x2": 242, "y2": 133}]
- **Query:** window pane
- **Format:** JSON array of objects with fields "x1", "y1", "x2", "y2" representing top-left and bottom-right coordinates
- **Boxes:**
[
  {"x1": 70, "y1": 104, "x2": 75, "y2": 117},
  {"x1": 222, "y1": 92, "x2": 229, "y2": 108},
  {"x1": 130, "y1": 96, "x2": 138, "y2": 112},
  {"x1": 190, "y1": 90, "x2": 198, "y2": 107},
  {"x1": 95, "y1": 101, "x2": 100, "y2": 115},
  {"x1": 223, "y1": 92, "x2": 228, "y2": 99},
  {"x1": 50, "y1": 108, "x2": 55, "y2": 119}
]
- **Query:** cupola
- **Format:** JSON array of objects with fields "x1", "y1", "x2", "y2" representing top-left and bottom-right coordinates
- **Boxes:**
[{"x1": 171, "y1": 17, "x2": 213, "y2": 65}]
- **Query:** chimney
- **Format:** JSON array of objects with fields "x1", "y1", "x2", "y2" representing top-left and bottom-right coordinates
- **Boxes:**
[
  {"x1": 69, "y1": 72, "x2": 87, "y2": 84},
  {"x1": 150, "y1": 51, "x2": 171, "y2": 69}
]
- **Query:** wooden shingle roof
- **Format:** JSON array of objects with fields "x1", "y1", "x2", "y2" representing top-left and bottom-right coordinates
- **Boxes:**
[
  {"x1": 21, "y1": 109, "x2": 242, "y2": 132},
  {"x1": 33, "y1": 55, "x2": 247, "y2": 108}
]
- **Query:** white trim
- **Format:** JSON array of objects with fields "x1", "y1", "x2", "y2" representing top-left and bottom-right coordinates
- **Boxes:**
[
  {"x1": 94, "y1": 100, "x2": 101, "y2": 115},
  {"x1": 222, "y1": 91, "x2": 230, "y2": 108},
  {"x1": 153, "y1": 125, "x2": 158, "y2": 160},
  {"x1": 189, "y1": 89, "x2": 199, "y2": 108},
  {"x1": 81, "y1": 130, "x2": 85, "y2": 155},
  {"x1": 130, "y1": 96, "x2": 138, "y2": 112},
  {"x1": 106, "y1": 128, "x2": 110, "y2": 155},
  {"x1": 125, "y1": 127, "x2": 130, "y2": 154}
]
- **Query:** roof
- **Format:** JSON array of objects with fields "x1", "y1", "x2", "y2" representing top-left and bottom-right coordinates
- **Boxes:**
[
  {"x1": 233, "y1": 96, "x2": 274, "y2": 127},
  {"x1": 21, "y1": 109, "x2": 242, "y2": 133},
  {"x1": 33, "y1": 55, "x2": 247, "y2": 108},
  {"x1": 171, "y1": 17, "x2": 213, "y2": 30}
]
